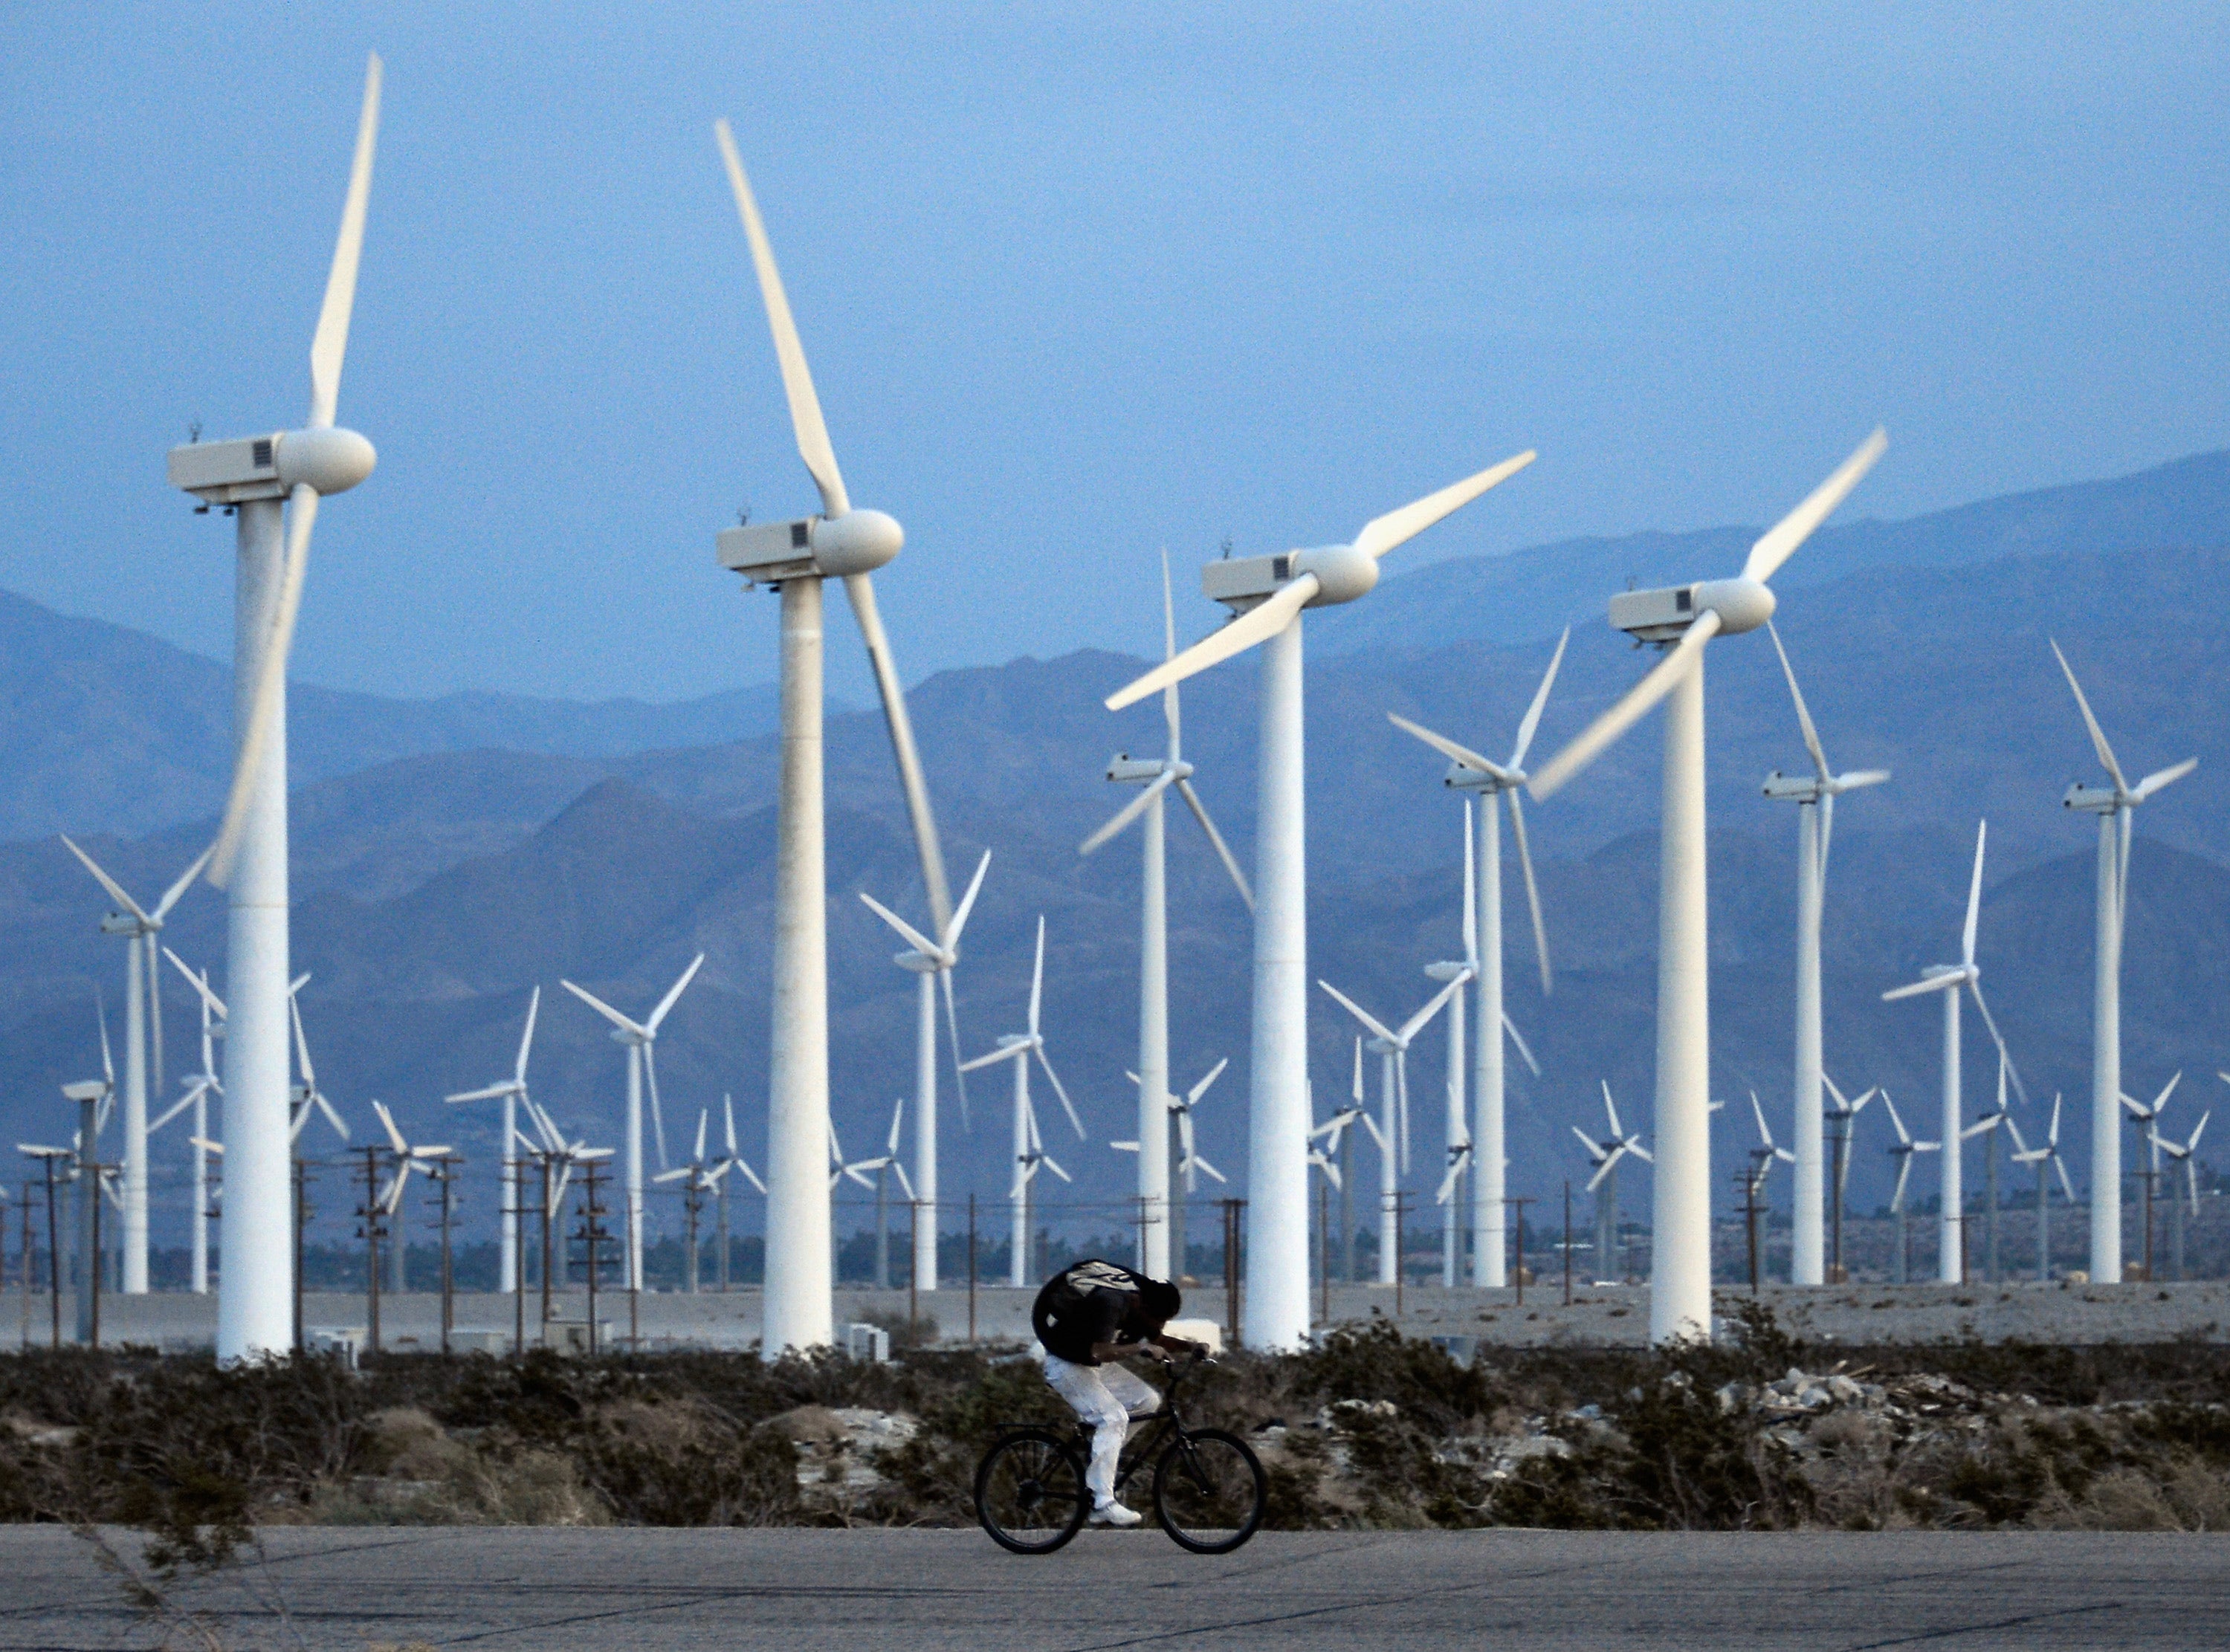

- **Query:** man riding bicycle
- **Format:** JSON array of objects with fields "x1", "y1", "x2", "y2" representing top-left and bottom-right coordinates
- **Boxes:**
[{"x1": 1032, "y1": 1258, "x2": 1201, "y2": 1527}]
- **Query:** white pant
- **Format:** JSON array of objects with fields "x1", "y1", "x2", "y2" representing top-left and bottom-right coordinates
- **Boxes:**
[{"x1": 1041, "y1": 1353, "x2": 1160, "y2": 1508}]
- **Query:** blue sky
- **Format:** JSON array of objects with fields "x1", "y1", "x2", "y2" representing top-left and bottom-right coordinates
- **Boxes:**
[{"x1": 1, "y1": 3, "x2": 2225, "y2": 704}]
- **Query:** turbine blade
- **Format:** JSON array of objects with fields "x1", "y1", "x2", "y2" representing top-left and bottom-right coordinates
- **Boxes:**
[
  {"x1": 1105, "y1": 574, "x2": 1316, "y2": 712},
  {"x1": 1740, "y1": 427, "x2": 1887, "y2": 584},
  {"x1": 644, "y1": 1044, "x2": 669, "y2": 1170},
  {"x1": 725, "y1": 1091, "x2": 739, "y2": 1156},
  {"x1": 945, "y1": 849, "x2": 992, "y2": 947},
  {"x1": 1766, "y1": 621, "x2": 1831, "y2": 781},
  {"x1": 1461, "y1": 798, "x2": 1478, "y2": 962},
  {"x1": 646, "y1": 953, "x2": 705, "y2": 1034},
  {"x1": 308, "y1": 55, "x2": 381, "y2": 430},
  {"x1": 941, "y1": 967, "x2": 972, "y2": 1132},
  {"x1": 859, "y1": 889, "x2": 939, "y2": 956},
  {"x1": 1174, "y1": 779, "x2": 1254, "y2": 910},
  {"x1": 1079, "y1": 768, "x2": 1174, "y2": 856},
  {"x1": 1189, "y1": 1056, "x2": 1230, "y2": 1106},
  {"x1": 1602, "y1": 1081, "x2": 1623, "y2": 1141},
  {"x1": 1317, "y1": 980, "x2": 1396, "y2": 1044},
  {"x1": 560, "y1": 979, "x2": 647, "y2": 1039},
  {"x1": 1028, "y1": 916, "x2": 1046, "y2": 1037},
  {"x1": 1530, "y1": 610, "x2": 1722, "y2": 800},
  {"x1": 1883, "y1": 973, "x2": 1963, "y2": 1002},
  {"x1": 1352, "y1": 452, "x2": 1536, "y2": 562},
  {"x1": 1962, "y1": 820, "x2": 1986, "y2": 968},
  {"x1": 713, "y1": 120, "x2": 846, "y2": 516},
  {"x1": 1035, "y1": 1046, "x2": 1085, "y2": 1140},
  {"x1": 694, "y1": 1107, "x2": 709, "y2": 1165},
  {"x1": 1508, "y1": 626, "x2": 1570, "y2": 771},
  {"x1": 1506, "y1": 789, "x2": 1552, "y2": 995},
  {"x1": 317, "y1": 1092, "x2": 349, "y2": 1143},
  {"x1": 1386, "y1": 713, "x2": 1508, "y2": 780},
  {"x1": 1158, "y1": 546, "x2": 1184, "y2": 760},
  {"x1": 1891, "y1": 1154, "x2": 1913, "y2": 1213},
  {"x1": 1966, "y1": 980, "x2": 2029, "y2": 1105},
  {"x1": 1503, "y1": 1012, "x2": 1541, "y2": 1077},
  {"x1": 1882, "y1": 1091, "x2": 1911, "y2": 1145},
  {"x1": 891, "y1": 1159, "x2": 916, "y2": 1201},
  {"x1": 1397, "y1": 971, "x2": 1468, "y2": 1044},
  {"x1": 888, "y1": 1095, "x2": 905, "y2": 1158},
  {"x1": 2049, "y1": 638, "x2": 2131, "y2": 795},
  {"x1": 206, "y1": 490, "x2": 317, "y2": 890},
  {"x1": 2055, "y1": 1156, "x2": 2078, "y2": 1204},
  {"x1": 59, "y1": 835, "x2": 149, "y2": 922},
  {"x1": 514, "y1": 984, "x2": 540, "y2": 1086},
  {"x1": 371, "y1": 1099, "x2": 407, "y2": 1156},
  {"x1": 841, "y1": 572, "x2": 954, "y2": 936},
  {"x1": 2134, "y1": 757, "x2": 2198, "y2": 801}
]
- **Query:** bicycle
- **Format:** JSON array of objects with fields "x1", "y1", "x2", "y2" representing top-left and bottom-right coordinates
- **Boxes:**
[{"x1": 973, "y1": 1350, "x2": 1267, "y2": 1555}]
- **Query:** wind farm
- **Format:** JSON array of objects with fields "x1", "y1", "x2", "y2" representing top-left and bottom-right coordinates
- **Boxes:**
[{"x1": 4, "y1": 11, "x2": 2230, "y2": 1636}]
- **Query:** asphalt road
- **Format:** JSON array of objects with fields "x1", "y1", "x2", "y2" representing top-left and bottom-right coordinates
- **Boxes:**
[{"x1": 1, "y1": 1526, "x2": 2223, "y2": 1651}]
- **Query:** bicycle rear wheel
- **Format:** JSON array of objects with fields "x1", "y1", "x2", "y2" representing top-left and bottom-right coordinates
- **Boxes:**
[
  {"x1": 975, "y1": 1429, "x2": 1089, "y2": 1555},
  {"x1": 1153, "y1": 1427, "x2": 1266, "y2": 1553}
]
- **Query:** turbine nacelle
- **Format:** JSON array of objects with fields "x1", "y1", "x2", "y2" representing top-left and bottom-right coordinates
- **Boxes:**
[
  {"x1": 2061, "y1": 782, "x2": 2121, "y2": 816},
  {"x1": 715, "y1": 507, "x2": 904, "y2": 586},
  {"x1": 1200, "y1": 542, "x2": 1379, "y2": 612},
  {"x1": 1105, "y1": 754, "x2": 1192, "y2": 785},
  {"x1": 1608, "y1": 577, "x2": 1777, "y2": 643},
  {"x1": 167, "y1": 427, "x2": 378, "y2": 507}
]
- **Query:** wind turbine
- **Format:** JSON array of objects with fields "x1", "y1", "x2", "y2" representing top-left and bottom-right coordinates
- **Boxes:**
[
  {"x1": 1878, "y1": 1091, "x2": 1939, "y2": 1285},
  {"x1": 1310, "y1": 1069, "x2": 1367, "y2": 1284},
  {"x1": 2120, "y1": 1072, "x2": 2182, "y2": 1280},
  {"x1": 1107, "y1": 451, "x2": 1535, "y2": 1346},
  {"x1": 830, "y1": 1098, "x2": 917, "y2": 1291},
  {"x1": 2153, "y1": 1110, "x2": 2209, "y2": 1282},
  {"x1": 370, "y1": 1101, "x2": 450, "y2": 1291},
  {"x1": 561, "y1": 955, "x2": 705, "y2": 1292},
  {"x1": 857, "y1": 849, "x2": 992, "y2": 1293},
  {"x1": 1528, "y1": 430, "x2": 1887, "y2": 1342},
  {"x1": 1821, "y1": 1075, "x2": 1878, "y2": 1283},
  {"x1": 1316, "y1": 975, "x2": 1468, "y2": 1286},
  {"x1": 960, "y1": 918, "x2": 1084, "y2": 1287},
  {"x1": 163, "y1": 56, "x2": 382, "y2": 1362},
  {"x1": 1081, "y1": 552, "x2": 1255, "y2": 1280},
  {"x1": 1388, "y1": 629, "x2": 1564, "y2": 1286},
  {"x1": 150, "y1": 958, "x2": 225, "y2": 1295},
  {"x1": 709, "y1": 124, "x2": 954, "y2": 1356},
  {"x1": 1882, "y1": 820, "x2": 2025, "y2": 1284},
  {"x1": 711, "y1": 1092, "x2": 765, "y2": 1293},
  {"x1": 58, "y1": 838, "x2": 212, "y2": 1295},
  {"x1": 1960, "y1": 1054, "x2": 2016, "y2": 1283},
  {"x1": 285, "y1": 984, "x2": 349, "y2": 1149},
  {"x1": 654, "y1": 1109, "x2": 722, "y2": 1293},
  {"x1": 1758, "y1": 625, "x2": 1889, "y2": 1286},
  {"x1": 2006, "y1": 1096, "x2": 2076, "y2": 1283},
  {"x1": 2049, "y1": 641, "x2": 2197, "y2": 1286},
  {"x1": 1574, "y1": 1081, "x2": 1652, "y2": 1285},
  {"x1": 444, "y1": 987, "x2": 540, "y2": 1295}
]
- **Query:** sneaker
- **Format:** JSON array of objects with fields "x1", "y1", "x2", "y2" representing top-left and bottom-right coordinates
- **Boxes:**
[{"x1": 1089, "y1": 1501, "x2": 1143, "y2": 1527}]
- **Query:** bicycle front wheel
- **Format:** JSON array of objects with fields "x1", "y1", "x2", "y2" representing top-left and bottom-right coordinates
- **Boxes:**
[
  {"x1": 975, "y1": 1429, "x2": 1089, "y2": 1555},
  {"x1": 1153, "y1": 1427, "x2": 1266, "y2": 1553}
]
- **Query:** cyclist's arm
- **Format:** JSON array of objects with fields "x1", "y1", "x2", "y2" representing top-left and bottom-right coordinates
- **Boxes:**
[{"x1": 1090, "y1": 1338, "x2": 1168, "y2": 1363}]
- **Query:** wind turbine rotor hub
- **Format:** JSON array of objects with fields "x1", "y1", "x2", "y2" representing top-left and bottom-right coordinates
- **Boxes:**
[
  {"x1": 1689, "y1": 577, "x2": 1776, "y2": 635},
  {"x1": 275, "y1": 426, "x2": 377, "y2": 495},
  {"x1": 1291, "y1": 542, "x2": 1379, "y2": 607},
  {"x1": 809, "y1": 508, "x2": 903, "y2": 576}
]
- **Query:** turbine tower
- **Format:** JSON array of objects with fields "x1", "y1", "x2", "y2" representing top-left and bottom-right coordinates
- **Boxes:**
[
  {"x1": 164, "y1": 56, "x2": 382, "y2": 1362},
  {"x1": 57, "y1": 838, "x2": 210, "y2": 1294},
  {"x1": 561, "y1": 956, "x2": 704, "y2": 1290},
  {"x1": 1881, "y1": 821, "x2": 2024, "y2": 1283},
  {"x1": 2048, "y1": 641, "x2": 2196, "y2": 1284},
  {"x1": 1530, "y1": 430, "x2": 1886, "y2": 1344},
  {"x1": 155, "y1": 950, "x2": 227, "y2": 1295},
  {"x1": 1079, "y1": 551, "x2": 1253, "y2": 1279},
  {"x1": 710, "y1": 122, "x2": 954, "y2": 1355},
  {"x1": 443, "y1": 986, "x2": 540, "y2": 1295},
  {"x1": 1387, "y1": 627, "x2": 1564, "y2": 1285},
  {"x1": 858, "y1": 850, "x2": 991, "y2": 1294},
  {"x1": 960, "y1": 918, "x2": 1084, "y2": 1286},
  {"x1": 1107, "y1": 451, "x2": 1535, "y2": 1347},
  {"x1": 1759, "y1": 624, "x2": 1888, "y2": 1286}
]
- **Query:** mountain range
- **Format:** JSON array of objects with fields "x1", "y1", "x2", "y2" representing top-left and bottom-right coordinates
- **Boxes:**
[{"x1": 3, "y1": 446, "x2": 2227, "y2": 1257}]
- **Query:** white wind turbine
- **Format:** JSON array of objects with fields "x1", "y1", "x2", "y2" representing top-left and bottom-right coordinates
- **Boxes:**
[
  {"x1": 2049, "y1": 641, "x2": 2197, "y2": 1285},
  {"x1": 1760, "y1": 625, "x2": 1889, "y2": 1286},
  {"x1": 1388, "y1": 629, "x2": 1565, "y2": 1286},
  {"x1": 370, "y1": 1100, "x2": 450, "y2": 1223},
  {"x1": 710, "y1": 1092, "x2": 766, "y2": 1294},
  {"x1": 444, "y1": 987, "x2": 540, "y2": 1295},
  {"x1": 285, "y1": 982, "x2": 350, "y2": 1150},
  {"x1": 164, "y1": 56, "x2": 383, "y2": 1362},
  {"x1": 562, "y1": 956, "x2": 705, "y2": 1292},
  {"x1": 1529, "y1": 431, "x2": 1887, "y2": 1344},
  {"x1": 1878, "y1": 1090, "x2": 1940, "y2": 1285},
  {"x1": 58, "y1": 838, "x2": 212, "y2": 1295},
  {"x1": 709, "y1": 123, "x2": 955, "y2": 1356},
  {"x1": 1746, "y1": 1091, "x2": 1798, "y2": 1196},
  {"x1": 1574, "y1": 1081, "x2": 1653, "y2": 1285},
  {"x1": 959, "y1": 917, "x2": 1085, "y2": 1288},
  {"x1": 1114, "y1": 1057, "x2": 1232, "y2": 1274},
  {"x1": 857, "y1": 849, "x2": 991, "y2": 1293},
  {"x1": 2153, "y1": 1108, "x2": 2209, "y2": 1282},
  {"x1": 830, "y1": 1098, "x2": 917, "y2": 1291},
  {"x1": 1316, "y1": 975, "x2": 1468, "y2": 1286},
  {"x1": 151, "y1": 955, "x2": 225, "y2": 1294},
  {"x1": 1106, "y1": 452, "x2": 1536, "y2": 1346},
  {"x1": 1081, "y1": 552, "x2": 1255, "y2": 1280},
  {"x1": 1821, "y1": 1074, "x2": 1878, "y2": 1282},
  {"x1": 1881, "y1": 820, "x2": 2025, "y2": 1284},
  {"x1": 2006, "y1": 1096, "x2": 2077, "y2": 1282}
]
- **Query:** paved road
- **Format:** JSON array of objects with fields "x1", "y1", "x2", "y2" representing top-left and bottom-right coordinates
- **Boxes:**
[{"x1": 3, "y1": 1526, "x2": 2225, "y2": 1650}]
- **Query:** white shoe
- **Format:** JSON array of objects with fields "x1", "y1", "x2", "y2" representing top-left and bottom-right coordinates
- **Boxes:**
[{"x1": 1089, "y1": 1502, "x2": 1143, "y2": 1527}]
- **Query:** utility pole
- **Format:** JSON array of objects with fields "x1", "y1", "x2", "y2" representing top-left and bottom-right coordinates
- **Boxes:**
[
  {"x1": 1739, "y1": 1160, "x2": 1768, "y2": 1295},
  {"x1": 1339, "y1": 1127, "x2": 1354, "y2": 1285},
  {"x1": 73, "y1": 1087, "x2": 102, "y2": 1346},
  {"x1": 1220, "y1": 1199, "x2": 1245, "y2": 1350},
  {"x1": 1562, "y1": 1180, "x2": 1573, "y2": 1307},
  {"x1": 1829, "y1": 1110, "x2": 1846, "y2": 1282},
  {"x1": 1393, "y1": 1189, "x2": 1407, "y2": 1321},
  {"x1": 18, "y1": 1182, "x2": 30, "y2": 1350},
  {"x1": 539, "y1": 1154, "x2": 557, "y2": 1347},
  {"x1": 433, "y1": 1156, "x2": 459, "y2": 1356},
  {"x1": 717, "y1": 1165, "x2": 731, "y2": 1293},
  {"x1": 683, "y1": 1168, "x2": 704, "y2": 1295},
  {"x1": 292, "y1": 1156, "x2": 314, "y2": 1352},
  {"x1": 966, "y1": 1193, "x2": 977, "y2": 1347},
  {"x1": 1508, "y1": 1196, "x2": 1533, "y2": 1307},
  {"x1": 355, "y1": 1144, "x2": 385, "y2": 1355},
  {"x1": 578, "y1": 1156, "x2": 610, "y2": 1356},
  {"x1": 37, "y1": 1159, "x2": 62, "y2": 1347},
  {"x1": 1316, "y1": 1179, "x2": 1330, "y2": 1328}
]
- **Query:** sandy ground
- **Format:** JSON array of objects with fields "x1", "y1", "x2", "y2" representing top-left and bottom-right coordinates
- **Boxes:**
[{"x1": 14, "y1": 1277, "x2": 2230, "y2": 1353}]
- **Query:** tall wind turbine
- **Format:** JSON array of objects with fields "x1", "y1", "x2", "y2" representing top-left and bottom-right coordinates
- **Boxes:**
[
  {"x1": 2049, "y1": 641, "x2": 2197, "y2": 1284},
  {"x1": 1759, "y1": 624, "x2": 1889, "y2": 1286},
  {"x1": 1879, "y1": 1091, "x2": 1939, "y2": 1284},
  {"x1": 710, "y1": 123, "x2": 954, "y2": 1355},
  {"x1": 1574, "y1": 1082, "x2": 1652, "y2": 1284},
  {"x1": 164, "y1": 56, "x2": 382, "y2": 1362},
  {"x1": 960, "y1": 917, "x2": 1085, "y2": 1286},
  {"x1": 858, "y1": 849, "x2": 992, "y2": 1293},
  {"x1": 152, "y1": 953, "x2": 226, "y2": 1294},
  {"x1": 2006, "y1": 1095, "x2": 2076, "y2": 1282},
  {"x1": 1080, "y1": 552, "x2": 1253, "y2": 1279},
  {"x1": 1529, "y1": 430, "x2": 1887, "y2": 1344},
  {"x1": 1317, "y1": 975, "x2": 1467, "y2": 1286},
  {"x1": 58, "y1": 839, "x2": 211, "y2": 1295},
  {"x1": 444, "y1": 986, "x2": 540, "y2": 1295},
  {"x1": 1388, "y1": 627, "x2": 1564, "y2": 1285},
  {"x1": 1107, "y1": 451, "x2": 1535, "y2": 1346},
  {"x1": 562, "y1": 956, "x2": 705, "y2": 1291},
  {"x1": 1881, "y1": 821, "x2": 2024, "y2": 1283}
]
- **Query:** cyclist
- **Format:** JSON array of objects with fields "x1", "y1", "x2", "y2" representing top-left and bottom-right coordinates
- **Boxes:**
[{"x1": 1032, "y1": 1258, "x2": 1200, "y2": 1527}]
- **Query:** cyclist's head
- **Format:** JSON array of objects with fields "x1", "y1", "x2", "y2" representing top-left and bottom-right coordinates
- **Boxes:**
[{"x1": 1139, "y1": 1276, "x2": 1182, "y2": 1327}]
